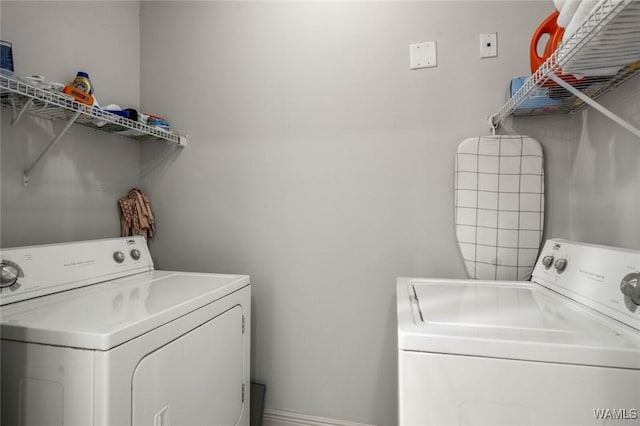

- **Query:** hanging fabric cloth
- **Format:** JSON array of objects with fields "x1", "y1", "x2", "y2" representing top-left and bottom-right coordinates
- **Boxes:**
[{"x1": 119, "y1": 188, "x2": 155, "y2": 239}]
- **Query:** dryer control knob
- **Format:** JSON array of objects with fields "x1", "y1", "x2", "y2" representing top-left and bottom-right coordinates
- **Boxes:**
[
  {"x1": 542, "y1": 255, "x2": 554, "y2": 268},
  {"x1": 130, "y1": 249, "x2": 141, "y2": 260},
  {"x1": 554, "y1": 258, "x2": 567, "y2": 273},
  {"x1": 1, "y1": 262, "x2": 20, "y2": 288},
  {"x1": 620, "y1": 273, "x2": 640, "y2": 311},
  {"x1": 113, "y1": 251, "x2": 125, "y2": 264}
]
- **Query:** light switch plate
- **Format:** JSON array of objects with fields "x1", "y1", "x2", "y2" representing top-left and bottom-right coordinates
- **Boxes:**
[
  {"x1": 480, "y1": 33, "x2": 498, "y2": 58},
  {"x1": 410, "y1": 42, "x2": 437, "y2": 70}
]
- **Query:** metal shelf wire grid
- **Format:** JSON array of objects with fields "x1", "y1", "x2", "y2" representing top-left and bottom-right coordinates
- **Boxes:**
[
  {"x1": 0, "y1": 74, "x2": 186, "y2": 145},
  {"x1": 494, "y1": 0, "x2": 640, "y2": 123}
]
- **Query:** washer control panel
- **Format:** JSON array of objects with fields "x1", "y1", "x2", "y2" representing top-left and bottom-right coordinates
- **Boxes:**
[
  {"x1": 0, "y1": 236, "x2": 154, "y2": 306},
  {"x1": 532, "y1": 239, "x2": 640, "y2": 330}
]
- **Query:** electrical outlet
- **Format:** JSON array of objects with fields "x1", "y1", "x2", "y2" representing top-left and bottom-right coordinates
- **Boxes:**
[{"x1": 480, "y1": 33, "x2": 497, "y2": 58}]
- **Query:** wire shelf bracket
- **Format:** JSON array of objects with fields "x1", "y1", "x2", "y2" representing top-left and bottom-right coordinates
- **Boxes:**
[
  {"x1": 22, "y1": 108, "x2": 84, "y2": 186},
  {"x1": 547, "y1": 72, "x2": 640, "y2": 138},
  {"x1": 492, "y1": 0, "x2": 640, "y2": 137},
  {"x1": 11, "y1": 97, "x2": 33, "y2": 125},
  {"x1": 1, "y1": 73, "x2": 188, "y2": 185}
]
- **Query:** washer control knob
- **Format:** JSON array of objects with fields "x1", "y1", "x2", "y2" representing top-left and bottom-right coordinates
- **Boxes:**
[
  {"x1": 542, "y1": 255, "x2": 554, "y2": 268},
  {"x1": 130, "y1": 249, "x2": 141, "y2": 260},
  {"x1": 113, "y1": 251, "x2": 126, "y2": 264},
  {"x1": 0, "y1": 262, "x2": 19, "y2": 288},
  {"x1": 620, "y1": 273, "x2": 640, "y2": 312},
  {"x1": 554, "y1": 258, "x2": 567, "y2": 273}
]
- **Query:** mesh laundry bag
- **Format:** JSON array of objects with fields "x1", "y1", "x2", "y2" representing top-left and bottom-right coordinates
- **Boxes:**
[{"x1": 455, "y1": 135, "x2": 545, "y2": 280}]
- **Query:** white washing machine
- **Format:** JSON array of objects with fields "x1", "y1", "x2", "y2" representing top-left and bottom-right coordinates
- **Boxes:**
[
  {"x1": 0, "y1": 236, "x2": 250, "y2": 426},
  {"x1": 398, "y1": 239, "x2": 640, "y2": 426}
]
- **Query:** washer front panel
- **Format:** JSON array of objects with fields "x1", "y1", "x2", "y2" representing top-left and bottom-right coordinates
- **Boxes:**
[{"x1": 399, "y1": 350, "x2": 640, "y2": 426}]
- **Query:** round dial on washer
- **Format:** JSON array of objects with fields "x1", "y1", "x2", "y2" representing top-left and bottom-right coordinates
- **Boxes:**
[
  {"x1": 620, "y1": 272, "x2": 640, "y2": 313},
  {"x1": 541, "y1": 255, "x2": 554, "y2": 268},
  {"x1": 130, "y1": 249, "x2": 141, "y2": 260},
  {"x1": 554, "y1": 258, "x2": 567, "y2": 273},
  {"x1": 0, "y1": 261, "x2": 20, "y2": 288},
  {"x1": 113, "y1": 251, "x2": 126, "y2": 263}
]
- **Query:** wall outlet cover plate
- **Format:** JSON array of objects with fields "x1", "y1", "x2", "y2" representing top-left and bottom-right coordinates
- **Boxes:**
[{"x1": 410, "y1": 42, "x2": 437, "y2": 70}]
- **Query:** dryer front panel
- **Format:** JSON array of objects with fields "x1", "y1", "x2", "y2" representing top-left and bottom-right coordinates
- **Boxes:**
[{"x1": 132, "y1": 305, "x2": 244, "y2": 426}]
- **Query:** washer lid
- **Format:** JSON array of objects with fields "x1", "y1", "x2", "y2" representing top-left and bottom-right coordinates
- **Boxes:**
[
  {"x1": 0, "y1": 270, "x2": 249, "y2": 350},
  {"x1": 397, "y1": 278, "x2": 640, "y2": 369}
]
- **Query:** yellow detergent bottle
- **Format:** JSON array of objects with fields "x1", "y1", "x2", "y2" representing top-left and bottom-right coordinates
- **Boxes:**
[
  {"x1": 63, "y1": 71, "x2": 94, "y2": 105},
  {"x1": 72, "y1": 71, "x2": 92, "y2": 94}
]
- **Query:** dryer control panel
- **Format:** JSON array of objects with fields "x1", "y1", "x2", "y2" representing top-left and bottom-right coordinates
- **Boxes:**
[
  {"x1": 0, "y1": 236, "x2": 154, "y2": 305},
  {"x1": 532, "y1": 239, "x2": 640, "y2": 331}
]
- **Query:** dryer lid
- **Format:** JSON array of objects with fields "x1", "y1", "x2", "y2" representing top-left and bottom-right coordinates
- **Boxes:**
[
  {"x1": 397, "y1": 278, "x2": 640, "y2": 369},
  {"x1": 0, "y1": 270, "x2": 249, "y2": 350}
]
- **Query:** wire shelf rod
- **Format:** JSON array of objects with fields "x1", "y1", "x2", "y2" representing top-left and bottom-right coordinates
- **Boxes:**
[
  {"x1": 1, "y1": 74, "x2": 187, "y2": 146},
  {"x1": 492, "y1": 0, "x2": 640, "y2": 127},
  {"x1": 547, "y1": 72, "x2": 640, "y2": 138},
  {"x1": 11, "y1": 97, "x2": 33, "y2": 125},
  {"x1": 23, "y1": 108, "x2": 84, "y2": 186}
]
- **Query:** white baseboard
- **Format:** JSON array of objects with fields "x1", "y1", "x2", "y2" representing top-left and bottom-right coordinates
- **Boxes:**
[{"x1": 262, "y1": 408, "x2": 376, "y2": 426}]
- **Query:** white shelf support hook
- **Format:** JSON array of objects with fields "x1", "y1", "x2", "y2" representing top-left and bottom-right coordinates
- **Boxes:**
[{"x1": 488, "y1": 114, "x2": 498, "y2": 136}]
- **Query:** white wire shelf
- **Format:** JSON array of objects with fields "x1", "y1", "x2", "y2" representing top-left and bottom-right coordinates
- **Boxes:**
[
  {"x1": 0, "y1": 74, "x2": 187, "y2": 145},
  {"x1": 1, "y1": 73, "x2": 187, "y2": 185},
  {"x1": 493, "y1": 0, "x2": 640, "y2": 124}
]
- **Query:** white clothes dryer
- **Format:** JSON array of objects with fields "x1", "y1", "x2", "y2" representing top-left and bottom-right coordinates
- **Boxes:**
[
  {"x1": 397, "y1": 239, "x2": 640, "y2": 426},
  {"x1": 1, "y1": 236, "x2": 250, "y2": 426}
]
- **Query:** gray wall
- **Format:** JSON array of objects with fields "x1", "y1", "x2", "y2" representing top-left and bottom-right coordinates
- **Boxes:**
[
  {"x1": 139, "y1": 2, "x2": 552, "y2": 424},
  {"x1": 0, "y1": 1, "x2": 141, "y2": 247},
  {"x1": 507, "y1": 76, "x2": 640, "y2": 251},
  {"x1": 565, "y1": 76, "x2": 640, "y2": 249},
  {"x1": 1, "y1": 2, "x2": 638, "y2": 425}
]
